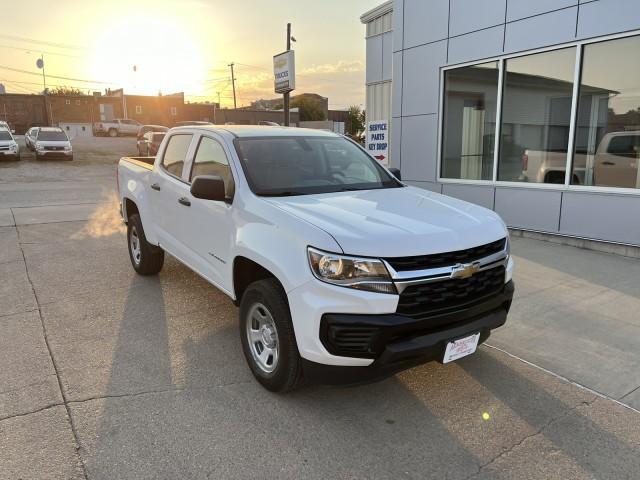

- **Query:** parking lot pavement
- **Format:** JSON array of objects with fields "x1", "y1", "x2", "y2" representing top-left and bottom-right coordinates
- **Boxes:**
[{"x1": 1, "y1": 144, "x2": 639, "y2": 479}]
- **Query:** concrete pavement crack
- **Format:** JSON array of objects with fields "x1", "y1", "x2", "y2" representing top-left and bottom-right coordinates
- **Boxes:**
[
  {"x1": 0, "y1": 402, "x2": 65, "y2": 422},
  {"x1": 620, "y1": 384, "x2": 640, "y2": 401},
  {"x1": 12, "y1": 208, "x2": 91, "y2": 480},
  {"x1": 460, "y1": 397, "x2": 598, "y2": 480},
  {"x1": 67, "y1": 380, "x2": 255, "y2": 406}
]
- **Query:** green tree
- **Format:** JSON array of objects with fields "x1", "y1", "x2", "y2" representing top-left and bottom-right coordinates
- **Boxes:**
[
  {"x1": 48, "y1": 86, "x2": 85, "y2": 96},
  {"x1": 291, "y1": 96, "x2": 326, "y2": 121},
  {"x1": 346, "y1": 105, "x2": 366, "y2": 138}
]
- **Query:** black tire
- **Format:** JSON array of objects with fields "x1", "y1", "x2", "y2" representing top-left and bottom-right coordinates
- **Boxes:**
[
  {"x1": 108, "y1": 128, "x2": 118, "y2": 137},
  {"x1": 127, "y1": 213, "x2": 164, "y2": 275},
  {"x1": 35, "y1": 154, "x2": 41, "y2": 161},
  {"x1": 240, "y1": 278, "x2": 304, "y2": 392}
]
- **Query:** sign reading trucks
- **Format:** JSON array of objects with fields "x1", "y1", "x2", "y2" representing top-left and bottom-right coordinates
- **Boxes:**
[{"x1": 273, "y1": 50, "x2": 296, "y2": 94}]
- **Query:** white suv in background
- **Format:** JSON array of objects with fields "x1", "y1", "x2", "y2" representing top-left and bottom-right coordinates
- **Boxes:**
[
  {"x1": 0, "y1": 127, "x2": 20, "y2": 161},
  {"x1": 35, "y1": 127, "x2": 73, "y2": 160}
]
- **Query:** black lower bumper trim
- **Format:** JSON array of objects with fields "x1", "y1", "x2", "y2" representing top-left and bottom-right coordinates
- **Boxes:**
[{"x1": 304, "y1": 281, "x2": 514, "y2": 386}]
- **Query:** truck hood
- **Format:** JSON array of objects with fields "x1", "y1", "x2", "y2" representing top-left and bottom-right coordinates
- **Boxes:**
[
  {"x1": 266, "y1": 186, "x2": 508, "y2": 257},
  {"x1": 37, "y1": 140, "x2": 71, "y2": 147}
]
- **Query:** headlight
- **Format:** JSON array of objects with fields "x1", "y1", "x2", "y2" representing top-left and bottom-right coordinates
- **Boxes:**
[
  {"x1": 64, "y1": 145, "x2": 72, "y2": 151},
  {"x1": 36, "y1": 142, "x2": 43, "y2": 150},
  {"x1": 10, "y1": 143, "x2": 18, "y2": 152},
  {"x1": 307, "y1": 247, "x2": 396, "y2": 294}
]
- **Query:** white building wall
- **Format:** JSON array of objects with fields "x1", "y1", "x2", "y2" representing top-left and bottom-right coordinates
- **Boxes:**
[{"x1": 364, "y1": 0, "x2": 640, "y2": 246}]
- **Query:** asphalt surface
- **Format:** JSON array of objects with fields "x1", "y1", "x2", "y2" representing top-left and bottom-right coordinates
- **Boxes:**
[{"x1": 1, "y1": 137, "x2": 639, "y2": 479}]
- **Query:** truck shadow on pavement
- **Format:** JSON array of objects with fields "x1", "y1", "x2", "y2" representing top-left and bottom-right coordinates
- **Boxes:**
[{"x1": 81, "y1": 263, "x2": 640, "y2": 479}]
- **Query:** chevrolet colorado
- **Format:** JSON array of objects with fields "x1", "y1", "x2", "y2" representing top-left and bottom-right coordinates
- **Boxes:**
[{"x1": 117, "y1": 126, "x2": 514, "y2": 392}]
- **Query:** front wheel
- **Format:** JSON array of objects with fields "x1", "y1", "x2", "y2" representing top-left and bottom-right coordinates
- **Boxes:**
[
  {"x1": 127, "y1": 213, "x2": 164, "y2": 275},
  {"x1": 108, "y1": 128, "x2": 118, "y2": 137},
  {"x1": 240, "y1": 278, "x2": 303, "y2": 392}
]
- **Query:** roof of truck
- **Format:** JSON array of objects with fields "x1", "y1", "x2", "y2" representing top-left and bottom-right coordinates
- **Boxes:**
[{"x1": 171, "y1": 125, "x2": 340, "y2": 138}]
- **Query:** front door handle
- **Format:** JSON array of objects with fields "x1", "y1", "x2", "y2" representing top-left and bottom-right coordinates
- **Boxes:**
[
  {"x1": 178, "y1": 197, "x2": 191, "y2": 207},
  {"x1": 150, "y1": 183, "x2": 161, "y2": 191},
  {"x1": 601, "y1": 161, "x2": 615, "y2": 166}
]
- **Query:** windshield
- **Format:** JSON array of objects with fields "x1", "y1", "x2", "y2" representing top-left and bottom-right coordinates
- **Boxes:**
[
  {"x1": 0, "y1": 131, "x2": 12, "y2": 141},
  {"x1": 235, "y1": 136, "x2": 401, "y2": 196},
  {"x1": 38, "y1": 130, "x2": 68, "y2": 141}
]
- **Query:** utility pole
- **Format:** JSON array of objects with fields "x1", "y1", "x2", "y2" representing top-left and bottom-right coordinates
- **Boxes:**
[
  {"x1": 36, "y1": 54, "x2": 50, "y2": 126},
  {"x1": 283, "y1": 23, "x2": 292, "y2": 126},
  {"x1": 228, "y1": 63, "x2": 237, "y2": 109}
]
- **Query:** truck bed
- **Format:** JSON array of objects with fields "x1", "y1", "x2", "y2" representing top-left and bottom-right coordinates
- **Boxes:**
[{"x1": 121, "y1": 156, "x2": 154, "y2": 169}]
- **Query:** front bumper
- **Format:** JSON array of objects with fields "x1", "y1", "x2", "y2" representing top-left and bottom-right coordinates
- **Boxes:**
[
  {"x1": 303, "y1": 281, "x2": 514, "y2": 385},
  {"x1": 0, "y1": 151, "x2": 19, "y2": 160},
  {"x1": 36, "y1": 150, "x2": 73, "y2": 159}
]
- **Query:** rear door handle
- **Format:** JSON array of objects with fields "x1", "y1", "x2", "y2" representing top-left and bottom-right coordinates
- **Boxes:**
[
  {"x1": 150, "y1": 183, "x2": 161, "y2": 191},
  {"x1": 178, "y1": 197, "x2": 191, "y2": 207}
]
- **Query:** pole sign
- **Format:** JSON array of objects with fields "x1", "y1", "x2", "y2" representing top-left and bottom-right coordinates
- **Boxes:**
[
  {"x1": 367, "y1": 120, "x2": 389, "y2": 166},
  {"x1": 273, "y1": 50, "x2": 296, "y2": 94}
]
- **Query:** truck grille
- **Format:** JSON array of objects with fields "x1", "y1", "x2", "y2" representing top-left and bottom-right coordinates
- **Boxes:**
[
  {"x1": 45, "y1": 146, "x2": 64, "y2": 151},
  {"x1": 385, "y1": 238, "x2": 506, "y2": 271},
  {"x1": 397, "y1": 266, "x2": 506, "y2": 319}
]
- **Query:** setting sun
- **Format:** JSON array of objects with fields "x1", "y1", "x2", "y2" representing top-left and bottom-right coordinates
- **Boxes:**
[{"x1": 89, "y1": 14, "x2": 207, "y2": 97}]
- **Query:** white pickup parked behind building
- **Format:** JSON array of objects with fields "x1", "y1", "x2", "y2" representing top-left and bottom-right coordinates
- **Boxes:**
[{"x1": 117, "y1": 125, "x2": 514, "y2": 392}]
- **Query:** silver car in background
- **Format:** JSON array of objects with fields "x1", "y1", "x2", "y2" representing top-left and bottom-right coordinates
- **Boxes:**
[{"x1": 35, "y1": 127, "x2": 73, "y2": 160}]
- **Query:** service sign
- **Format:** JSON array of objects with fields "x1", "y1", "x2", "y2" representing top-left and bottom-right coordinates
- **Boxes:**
[
  {"x1": 366, "y1": 120, "x2": 389, "y2": 166},
  {"x1": 273, "y1": 50, "x2": 296, "y2": 94}
]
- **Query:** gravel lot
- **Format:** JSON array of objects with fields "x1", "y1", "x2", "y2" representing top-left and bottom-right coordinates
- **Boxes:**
[{"x1": 1, "y1": 136, "x2": 639, "y2": 479}]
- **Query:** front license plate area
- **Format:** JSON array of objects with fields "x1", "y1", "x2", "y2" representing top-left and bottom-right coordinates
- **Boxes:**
[{"x1": 443, "y1": 332, "x2": 480, "y2": 364}]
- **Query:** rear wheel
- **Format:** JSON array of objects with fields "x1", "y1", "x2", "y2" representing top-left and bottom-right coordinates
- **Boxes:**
[
  {"x1": 240, "y1": 278, "x2": 303, "y2": 392},
  {"x1": 127, "y1": 213, "x2": 164, "y2": 275}
]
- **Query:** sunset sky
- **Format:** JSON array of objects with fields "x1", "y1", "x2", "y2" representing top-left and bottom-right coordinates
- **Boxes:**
[{"x1": 1, "y1": 0, "x2": 383, "y2": 109}]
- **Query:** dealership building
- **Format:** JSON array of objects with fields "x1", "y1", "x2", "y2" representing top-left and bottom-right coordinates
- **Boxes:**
[{"x1": 362, "y1": 0, "x2": 640, "y2": 248}]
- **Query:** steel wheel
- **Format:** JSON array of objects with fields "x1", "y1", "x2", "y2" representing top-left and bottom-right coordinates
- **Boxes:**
[
  {"x1": 246, "y1": 302, "x2": 279, "y2": 374},
  {"x1": 129, "y1": 226, "x2": 141, "y2": 266}
]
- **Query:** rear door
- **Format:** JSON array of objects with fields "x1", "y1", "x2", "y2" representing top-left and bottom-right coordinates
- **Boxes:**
[
  {"x1": 148, "y1": 133, "x2": 196, "y2": 258},
  {"x1": 595, "y1": 134, "x2": 640, "y2": 188}
]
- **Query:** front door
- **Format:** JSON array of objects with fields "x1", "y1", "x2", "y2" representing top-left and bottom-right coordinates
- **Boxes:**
[{"x1": 177, "y1": 134, "x2": 236, "y2": 292}]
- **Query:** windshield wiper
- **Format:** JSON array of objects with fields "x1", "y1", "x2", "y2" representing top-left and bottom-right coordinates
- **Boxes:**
[{"x1": 259, "y1": 191, "x2": 307, "y2": 197}]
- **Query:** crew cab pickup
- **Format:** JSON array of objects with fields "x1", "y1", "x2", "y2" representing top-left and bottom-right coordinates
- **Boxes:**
[
  {"x1": 94, "y1": 118, "x2": 142, "y2": 137},
  {"x1": 117, "y1": 126, "x2": 514, "y2": 392}
]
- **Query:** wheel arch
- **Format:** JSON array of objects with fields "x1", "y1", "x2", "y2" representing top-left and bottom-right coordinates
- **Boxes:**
[{"x1": 232, "y1": 256, "x2": 288, "y2": 306}]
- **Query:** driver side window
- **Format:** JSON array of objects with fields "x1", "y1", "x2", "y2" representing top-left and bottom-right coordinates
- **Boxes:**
[{"x1": 190, "y1": 136, "x2": 235, "y2": 198}]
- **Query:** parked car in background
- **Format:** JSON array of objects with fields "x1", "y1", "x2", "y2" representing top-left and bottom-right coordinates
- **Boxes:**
[
  {"x1": 0, "y1": 127, "x2": 20, "y2": 160},
  {"x1": 93, "y1": 118, "x2": 142, "y2": 137},
  {"x1": 35, "y1": 127, "x2": 73, "y2": 160},
  {"x1": 0, "y1": 121, "x2": 15, "y2": 134},
  {"x1": 137, "y1": 124, "x2": 168, "y2": 141},
  {"x1": 117, "y1": 125, "x2": 514, "y2": 392},
  {"x1": 137, "y1": 131, "x2": 166, "y2": 156},
  {"x1": 174, "y1": 121, "x2": 213, "y2": 127},
  {"x1": 25, "y1": 127, "x2": 40, "y2": 151}
]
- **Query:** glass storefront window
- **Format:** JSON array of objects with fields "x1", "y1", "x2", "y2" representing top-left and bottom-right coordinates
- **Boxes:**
[
  {"x1": 572, "y1": 36, "x2": 640, "y2": 189},
  {"x1": 497, "y1": 48, "x2": 576, "y2": 183},
  {"x1": 441, "y1": 62, "x2": 499, "y2": 180}
]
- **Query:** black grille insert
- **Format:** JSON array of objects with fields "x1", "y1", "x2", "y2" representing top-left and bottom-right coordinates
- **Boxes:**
[
  {"x1": 397, "y1": 266, "x2": 506, "y2": 319},
  {"x1": 385, "y1": 238, "x2": 506, "y2": 271},
  {"x1": 323, "y1": 325, "x2": 379, "y2": 357}
]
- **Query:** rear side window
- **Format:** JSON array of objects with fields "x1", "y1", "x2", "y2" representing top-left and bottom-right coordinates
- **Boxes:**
[
  {"x1": 191, "y1": 136, "x2": 234, "y2": 197},
  {"x1": 162, "y1": 134, "x2": 192, "y2": 178}
]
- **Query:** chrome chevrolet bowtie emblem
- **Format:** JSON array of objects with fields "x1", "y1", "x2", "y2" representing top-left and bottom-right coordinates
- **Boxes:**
[{"x1": 450, "y1": 261, "x2": 481, "y2": 279}]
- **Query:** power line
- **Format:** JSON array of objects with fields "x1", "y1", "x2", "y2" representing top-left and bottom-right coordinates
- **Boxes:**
[
  {"x1": 0, "y1": 64, "x2": 117, "y2": 85},
  {"x1": 0, "y1": 43, "x2": 82, "y2": 59},
  {"x1": 0, "y1": 33, "x2": 85, "y2": 51}
]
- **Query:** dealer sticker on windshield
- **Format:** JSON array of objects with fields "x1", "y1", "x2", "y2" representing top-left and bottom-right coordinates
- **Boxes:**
[{"x1": 443, "y1": 333, "x2": 480, "y2": 364}]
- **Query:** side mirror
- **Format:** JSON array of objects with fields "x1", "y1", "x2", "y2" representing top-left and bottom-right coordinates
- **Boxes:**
[
  {"x1": 190, "y1": 175, "x2": 227, "y2": 202},
  {"x1": 389, "y1": 167, "x2": 402, "y2": 181}
]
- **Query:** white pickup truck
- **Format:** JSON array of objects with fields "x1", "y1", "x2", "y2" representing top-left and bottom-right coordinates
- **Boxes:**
[
  {"x1": 94, "y1": 118, "x2": 142, "y2": 137},
  {"x1": 117, "y1": 126, "x2": 514, "y2": 392}
]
